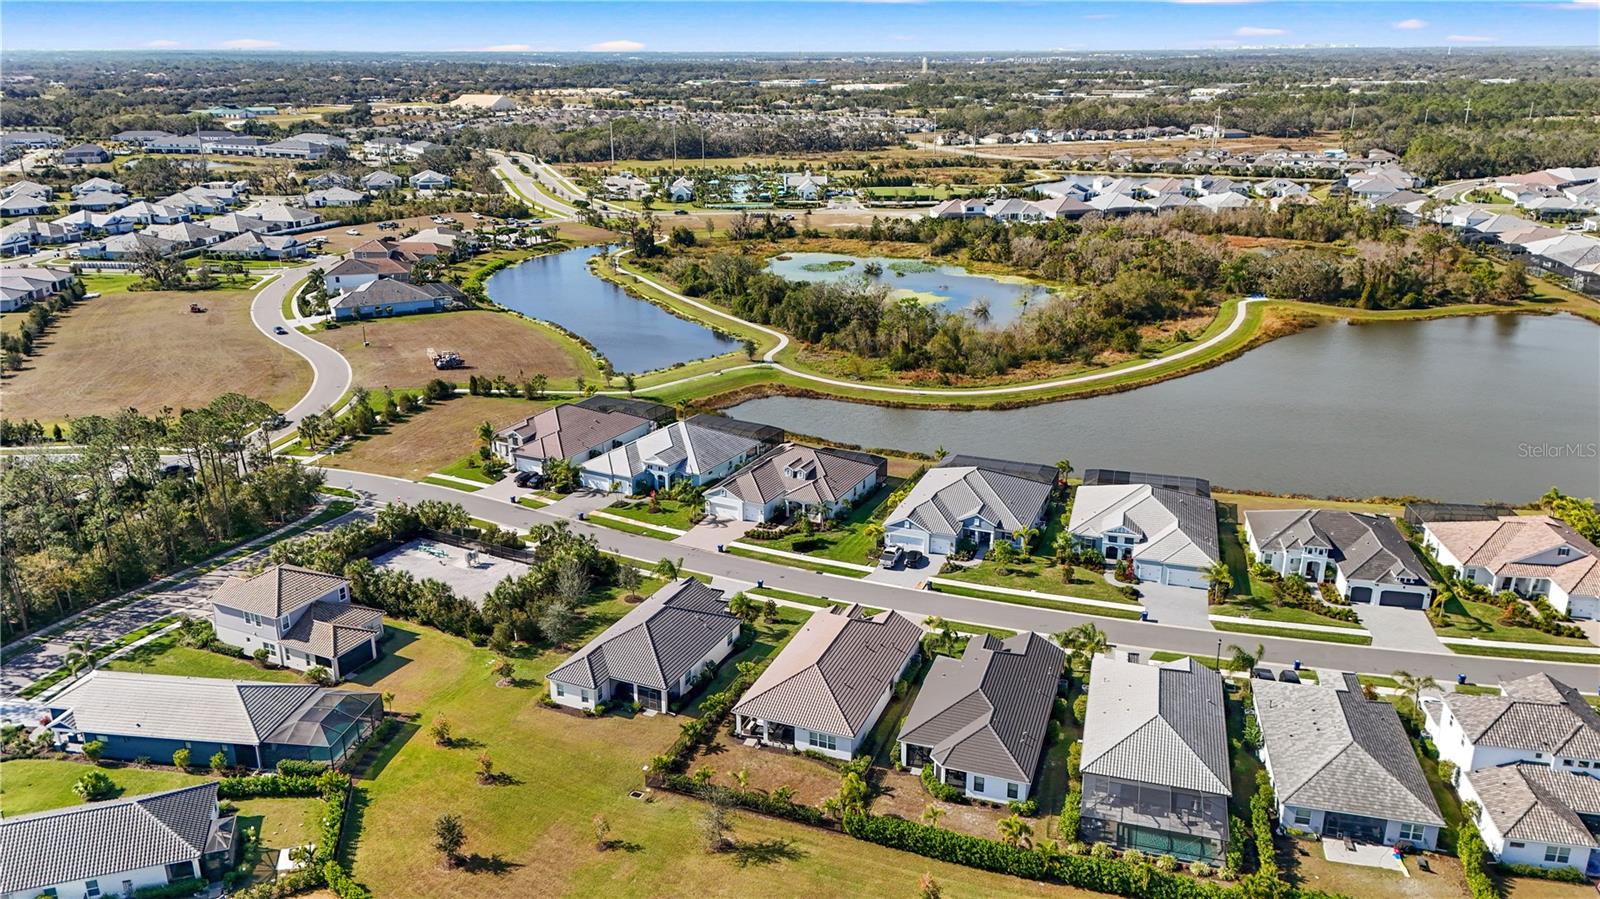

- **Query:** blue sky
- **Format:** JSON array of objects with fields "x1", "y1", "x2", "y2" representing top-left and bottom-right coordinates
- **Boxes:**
[{"x1": 2, "y1": 1, "x2": 1596, "y2": 52}]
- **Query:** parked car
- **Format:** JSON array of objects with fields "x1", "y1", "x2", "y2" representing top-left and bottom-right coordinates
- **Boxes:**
[
  {"x1": 514, "y1": 470, "x2": 546, "y2": 489},
  {"x1": 157, "y1": 462, "x2": 194, "y2": 479},
  {"x1": 878, "y1": 546, "x2": 905, "y2": 570},
  {"x1": 905, "y1": 549, "x2": 925, "y2": 567},
  {"x1": 273, "y1": 325, "x2": 288, "y2": 335},
  {"x1": 1251, "y1": 667, "x2": 1275, "y2": 681},
  {"x1": 262, "y1": 414, "x2": 289, "y2": 431},
  {"x1": 674, "y1": 209, "x2": 688, "y2": 215},
  {"x1": 1277, "y1": 670, "x2": 1302, "y2": 684},
  {"x1": 345, "y1": 228, "x2": 361, "y2": 235}
]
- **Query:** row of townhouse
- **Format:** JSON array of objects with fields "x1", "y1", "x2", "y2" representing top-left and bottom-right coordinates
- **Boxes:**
[
  {"x1": 114, "y1": 129, "x2": 349, "y2": 161},
  {"x1": 1429, "y1": 203, "x2": 1600, "y2": 296},
  {"x1": 1489, "y1": 166, "x2": 1600, "y2": 221},
  {"x1": 926, "y1": 174, "x2": 1310, "y2": 223}
]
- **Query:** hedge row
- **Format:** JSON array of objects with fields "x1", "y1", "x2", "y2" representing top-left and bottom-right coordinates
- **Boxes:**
[
  {"x1": 1457, "y1": 821, "x2": 1500, "y2": 899},
  {"x1": 658, "y1": 774, "x2": 829, "y2": 828},
  {"x1": 657, "y1": 656, "x2": 773, "y2": 773},
  {"x1": 227, "y1": 770, "x2": 371, "y2": 899}
]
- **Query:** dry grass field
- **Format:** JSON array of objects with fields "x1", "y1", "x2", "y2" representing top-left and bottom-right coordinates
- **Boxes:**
[
  {"x1": 321, "y1": 394, "x2": 542, "y2": 480},
  {"x1": 0, "y1": 274, "x2": 309, "y2": 424},
  {"x1": 313, "y1": 309, "x2": 599, "y2": 391}
]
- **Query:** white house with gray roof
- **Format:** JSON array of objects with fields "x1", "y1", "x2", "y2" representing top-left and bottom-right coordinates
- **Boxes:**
[
  {"x1": 882, "y1": 455, "x2": 1055, "y2": 557},
  {"x1": 1079, "y1": 654, "x2": 1231, "y2": 862},
  {"x1": 1069, "y1": 482, "x2": 1219, "y2": 589},
  {"x1": 546, "y1": 578, "x2": 740, "y2": 713},
  {"x1": 1254, "y1": 675, "x2": 1444, "y2": 849},
  {"x1": 703, "y1": 443, "x2": 886, "y2": 523},
  {"x1": 1458, "y1": 762, "x2": 1600, "y2": 874},
  {"x1": 1423, "y1": 673, "x2": 1600, "y2": 776},
  {"x1": 577, "y1": 415, "x2": 772, "y2": 494},
  {"x1": 1245, "y1": 509, "x2": 1434, "y2": 608},
  {"x1": 0, "y1": 782, "x2": 237, "y2": 899},
  {"x1": 211, "y1": 564, "x2": 383, "y2": 680},
  {"x1": 732, "y1": 605, "x2": 921, "y2": 760},
  {"x1": 493, "y1": 395, "x2": 668, "y2": 473},
  {"x1": 898, "y1": 631, "x2": 1064, "y2": 803}
]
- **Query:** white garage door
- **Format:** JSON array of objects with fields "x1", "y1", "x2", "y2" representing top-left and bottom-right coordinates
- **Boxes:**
[
  {"x1": 580, "y1": 471, "x2": 622, "y2": 493},
  {"x1": 707, "y1": 497, "x2": 744, "y2": 521}
]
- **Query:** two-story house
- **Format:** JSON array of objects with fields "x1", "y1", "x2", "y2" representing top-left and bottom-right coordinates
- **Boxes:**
[
  {"x1": 1423, "y1": 516, "x2": 1600, "y2": 619},
  {"x1": 210, "y1": 564, "x2": 384, "y2": 680},
  {"x1": 1245, "y1": 508, "x2": 1434, "y2": 608}
]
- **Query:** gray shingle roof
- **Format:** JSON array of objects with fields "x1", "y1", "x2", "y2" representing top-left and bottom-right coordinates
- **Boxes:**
[
  {"x1": 733, "y1": 605, "x2": 922, "y2": 738},
  {"x1": 49, "y1": 671, "x2": 323, "y2": 746},
  {"x1": 0, "y1": 782, "x2": 225, "y2": 895},
  {"x1": 1467, "y1": 763, "x2": 1600, "y2": 848},
  {"x1": 546, "y1": 579, "x2": 739, "y2": 691},
  {"x1": 213, "y1": 564, "x2": 348, "y2": 618},
  {"x1": 1441, "y1": 673, "x2": 1600, "y2": 758},
  {"x1": 1246, "y1": 509, "x2": 1430, "y2": 585},
  {"x1": 1253, "y1": 679, "x2": 1444, "y2": 826},
  {"x1": 712, "y1": 443, "x2": 884, "y2": 509},
  {"x1": 582, "y1": 417, "x2": 763, "y2": 482},
  {"x1": 886, "y1": 464, "x2": 1053, "y2": 539},
  {"x1": 898, "y1": 632, "x2": 1065, "y2": 783},
  {"x1": 1081, "y1": 655, "x2": 1231, "y2": 795}
]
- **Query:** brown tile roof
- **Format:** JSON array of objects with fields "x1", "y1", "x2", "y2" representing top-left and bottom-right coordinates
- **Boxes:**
[
  {"x1": 279, "y1": 600, "x2": 383, "y2": 658},
  {"x1": 1429, "y1": 516, "x2": 1600, "y2": 596}
]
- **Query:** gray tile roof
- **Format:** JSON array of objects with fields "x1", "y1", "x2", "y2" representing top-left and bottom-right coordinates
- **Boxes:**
[
  {"x1": 1467, "y1": 763, "x2": 1600, "y2": 848},
  {"x1": 1246, "y1": 509, "x2": 1430, "y2": 585},
  {"x1": 886, "y1": 464, "x2": 1053, "y2": 539},
  {"x1": 713, "y1": 443, "x2": 885, "y2": 509},
  {"x1": 898, "y1": 632, "x2": 1065, "y2": 783},
  {"x1": 1068, "y1": 483, "x2": 1220, "y2": 568},
  {"x1": 0, "y1": 782, "x2": 226, "y2": 895},
  {"x1": 582, "y1": 418, "x2": 763, "y2": 482},
  {"x1": 279, "y1": 600, "x2": 384, "y2": 658},
  {"x1": 1081, "y1": 655, "x2": 1231, "y2": 795},
  {"x1": 1253, "y1": 679, "x2": 1444, "y2": 826},
  {"x1": 213, "y1": 564, "x2": 348, "y2": 618},
  {"x1": 546, "y1": 579, "x2": 739, "y2": 691},
  {"x1": 499, "y1": 402, "x2": 652, "y2": 463},
  {"x1": 1441, "y1": 673, "x2": 1600, "y2": 758},
  {"x1": 733, "y1": 605, "x2": 922, "y2": 738},
  {"x1": 49, "y1": 671, "x2": 323, "y2": 746}
]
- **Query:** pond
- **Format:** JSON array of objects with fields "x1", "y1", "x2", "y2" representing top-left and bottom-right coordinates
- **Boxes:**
[
  {"x1": 765, "y1": 252, "x2": 1043, "y2": 326},
  {"x1": 487, "y1": 245, "x2": 737, "y2": 373},
  {"x1": 726, "y1": 313, "x2": 1600, "y2": 503}
]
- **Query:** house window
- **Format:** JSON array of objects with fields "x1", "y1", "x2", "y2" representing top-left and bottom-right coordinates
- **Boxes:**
[
  {"x1": 807, "y1": 732, "x2": 838, "y2": 752},
  {"x1": 1292, "y1": 810, "x2": 1313, "y2": 828},
  {"x1": 85, "y1": 882, "x2": 101, "y2": 898},
  {"x1": 165, "y1": 860, "x2": 197, "y2": 881},
  {"x1": 1007, "y1": 782, "x2": 1020, "y2": 800},
  {"x1": 1510, "y1": 842, "x2": 1526, "y2": 849},
  {"x1": 1558, "y1": 547, "x2": 1572, "y2": 558},
  {"x1": 1582, "y1": 761, "x2": 1592, "y2": 769},
  {"x1": 1398, "y1": 823, "x2": 1426, "y2": 843},
  {"x1": 973, "y1": 775, "x2": 986, "y2": 793},
  {"x1": 1564, "y1": 759, "x2": 1575, "y2": 766},
  {"x1": 1546, "y1": 846, "x2": 1572, "y2": 864},
  {"x1": 555, "y1": 684, "x2": 566, "y2": 697}
]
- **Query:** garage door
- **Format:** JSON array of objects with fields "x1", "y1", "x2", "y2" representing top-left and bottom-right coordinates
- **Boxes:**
[
  {"x1": 1348, "y1": 586, "x2": 1373, "y2": 604},
  {"x1": 1167, "y1": 567, "x2": 1208, "y2": 589},
  {"x1": 707, "y1": 498, "x2": 744, "y2": 521},
  {"x1": 1378, "y1": 590, "x2": 1426, "y2": 609}
]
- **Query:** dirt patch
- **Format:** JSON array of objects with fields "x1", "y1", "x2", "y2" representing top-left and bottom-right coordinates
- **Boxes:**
[
  {"x1": 690, "y1": 735, "x2": 843, "y2": 809},
  {"x1": 314, "y1": 310, "x2": 591, "y2": 390},
  {"x1": 1285, "y1": 838, "x2": 1470, "y2": 899},
  {"x1": 554, "y1": 222, "x2": 622, "y2": 245},
  {"x1": 870, "y1": 768, "x2": 1016, "y2": 841},
  {"x1": 303, "y1": 215, "x2": 473, "y2": 254},
  {"x1": 1, "y1": 282, "x2": 309, "y2": 423},
  {"x1": 322, "y1": 394, "x2": 544, "y2": 480}
]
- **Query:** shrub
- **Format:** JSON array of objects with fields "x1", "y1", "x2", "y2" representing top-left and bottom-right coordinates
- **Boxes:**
[
  {"x1": 1155, "y1": 854, "x2": 1179, "y2": 873},
  {"x1": 1437, "y1": 759, "x2": 1457, "y2": 785},
  {"x1": 1189, "y1": 861, "x2": 1214, "y2": 878},
  {"x1": 1457, "y1": 820, "x2": 1499, "y2": 899},
  {"x1": 1497, "y1": 862, "x2": 1587, "y2": 884},
  {"x1": 1066, "y1": 740, "x2": 1083, "y2": 782},
  {"x1": 73, "y1": 769, "x2": 116, "y2": 801},
  {"x1": 921, "y1": 763, "x2": 963, "y2": 802},
  {"x1": 1072, "y1": 695, "x2": 1088, "y2": 726},
  {"x1": 1060, "y1": 791, "x2": 1082, "y2": 841},
  {"x1": 210, "y1": 751, "x2": 230, "y2": 774},
  {"x1": 172, "y1": 747, "x2": 191, "y2": 769},
  {"x1": 82, "y1": 739, "x2": 105, "y2": 763},
  {"x1": 133, "y1": 878, "x2": 207, "y2": 899},
  {"x1": 276, "y1": 759, "x2": 329, "y2": 777}
]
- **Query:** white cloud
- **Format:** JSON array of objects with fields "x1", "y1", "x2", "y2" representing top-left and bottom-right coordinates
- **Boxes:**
[
  {"x1": 1446, "y1": 34, "x2": 1495, "y2": 43},
  {"x1": 145, "y1": 39, "x2": 181, "y2": 48},
  {"x1": 483, "y1": 44, "x2": 531, "y2": 52},
  {"x1": 586, "y1": 39, "x2": 645, "y2": 52},
  {"x1": 1235, "y1": 26, "x2": 1287, "y2": 36},
  {"x1": 219, "y1": 38, "x2": 280, "y2": 50},
  {"x1": 1393, "y1": 18, "x2": 1428, "y2": 29}
]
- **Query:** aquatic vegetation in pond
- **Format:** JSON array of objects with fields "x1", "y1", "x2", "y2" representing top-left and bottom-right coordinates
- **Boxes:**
[
  {"x1": 801, "y1": 259, "x2": 856, "y2": 272},
  {"x1": 889, "y1": 260, "x2": 938, "y2": 274},
  {"x1": 767, "y1": 252, "x2": 1039, "y2": 326}
]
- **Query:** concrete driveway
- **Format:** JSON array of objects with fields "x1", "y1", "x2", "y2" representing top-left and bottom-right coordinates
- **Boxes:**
[
  {"x1": 674, "y1": 517, "x2": 758, "y2": 551},
  {"x1": 865, "y1": 554, "x2": 940, "y2": 588},
  {"x1": 1355, "y1": 604, "x2": 1447, "y2": 653},
  {"x1": 1133, "y1": 580, "x2": 1212, "y2": 629},
  {"x1": 544, "y1": 489, "x2": 616, "y2": 519}
]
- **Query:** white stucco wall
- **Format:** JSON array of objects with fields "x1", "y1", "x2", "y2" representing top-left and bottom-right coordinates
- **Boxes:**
[{"x1": 5, "y1": 862, "x2": 176, "y2": 899}]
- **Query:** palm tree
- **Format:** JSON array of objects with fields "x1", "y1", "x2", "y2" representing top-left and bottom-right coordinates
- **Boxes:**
[
  {"x1": 969, "y1": 297, "x2": 992, "y2": 325},
  {"x1": 63, "y1": 637, "x2": 95, "y2": 678},
  {"x1": 1392, "y1": 670, "x2": 1438, "y2": 724},
  {"x1": 921, "y1": 804, "x2": 945, "y2": 827},
  {"x1": 1056, "y1": 623, "x2": 1108, "y2": 678},
  {"x1": 997, "y1": 814, "x2": 1033, "y2": 849},
  {"x1": 1224, "y1": 643, "x2": 1264, "y2": 676},
  {"x1": 1203, "y1": 560, "x2": 1234, "y2": 605}
]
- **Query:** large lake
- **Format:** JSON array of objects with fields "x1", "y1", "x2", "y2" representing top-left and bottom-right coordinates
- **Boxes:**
[
  {"x1": 487, "y1": 245, "x2": 736, "y2": 373},
  {"x1": 766, "y1": 252, "x2": 1040, "y2": 325},
  {"x1": 727, "y1": 313, "x2": 1600, "y2": 503}
]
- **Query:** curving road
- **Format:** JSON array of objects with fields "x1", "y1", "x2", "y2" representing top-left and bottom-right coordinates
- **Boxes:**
[{"x1": 249, "y1": 257, "x2": 353, "y2": 441}]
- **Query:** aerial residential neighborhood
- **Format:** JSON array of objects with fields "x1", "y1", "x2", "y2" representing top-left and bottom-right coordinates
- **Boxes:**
[{"x1": 1, "y1": 4, "x2": 1598, "y2": 899}]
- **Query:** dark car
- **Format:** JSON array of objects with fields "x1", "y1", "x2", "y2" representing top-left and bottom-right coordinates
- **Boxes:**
[
  {"x1": 273, "y1": 325, "x2": 288, "y2": 335},
  {"x1": 1277, "y1": 670, "x2": 1302, "y2": 684},
  {"x1": 1251, "y1": 667, "x2": 1275, "y2": 681},
  {"x1": 158, "y1": 462, "x2": 194, "y2": 479},
  {"x1": 905, "y1": 549, "x2": 925, "y2": 568},
  {"x1": 514, "y1": 470, "x2": 546, "y2": 489},
  {"x1": 674, "y1": 208, "x2": 689, "y2": 215}
]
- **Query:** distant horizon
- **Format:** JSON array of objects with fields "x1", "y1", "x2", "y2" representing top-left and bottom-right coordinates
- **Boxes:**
[{"x1": 2, "y1": 1, "x2": 1596, "y2": 54}]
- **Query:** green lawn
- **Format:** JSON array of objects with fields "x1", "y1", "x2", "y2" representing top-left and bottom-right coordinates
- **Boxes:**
[
  {"x1": 680, "y1": 607, "x2": 808, "y2": 717},
  {"x1": 1, "y1": 759, "x2": 209, "y2": 816},
  {"x1": 604, "y1": 498, "x2": 699, "y2": 531},
  {"x1": 434, "y1": 455, "x2": 499, "y2": 485},
  {"x1": 726, "y1": 545, "x2": 870, "y2": 577},
  {"x1": 237, "y1": 796, "x2": 326, "y2": 852},
  {"x1": 930, "y1": 581, "x2": 1143, "y2": 620},
  {"x1": 742, "y1": 481, "x2": 900, "y2": 566},
  {"x1": 940, "y1": 561, "x2": 1136, "y2": 605},
  {"x1": 1431, "y1": 596, "x2": 1591, "y2": 646},
  {"x1": 1211, "y1": 599, "x2": 1365, "y2": 630},
  {"x1": 1224, "y1": 686, "x2": 1265, "y2": 818},
  {"x1": 418, "y1": 476, "x2": 482, "y2": 493},
  {"x1": 590, "y1": 515, "x2": 679, "y2": 540},
  {"x1": 1448, "y1": 644, "x2": 1600, "y2": 665},
  {"x1": 1212, "y1": 621, "x2": 1373, "y2": 645},
  {"x1": 103, "y1": 635, "x2": 306, "y2": 682}
]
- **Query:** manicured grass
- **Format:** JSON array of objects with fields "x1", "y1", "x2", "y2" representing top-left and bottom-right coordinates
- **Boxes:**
[
  {"x1": 1454, "y1": 683, "x2": 1502, "y2": 696},
  {"x1": 739, "y1": 481, "x2": 900, "y2": 565},
  {"x1": 604, "y1": 498, "x2": 699, "y2": 531},
  {"x1": 680, "y1": 607, "x2": 808, "y2": 717},
  {"x1": 1211, "y1": 600, "x2": 1365, "y2": 630},
  {"x1": 589, "y1": 515, "x2": 679, "y2": 540},
  {"x1": 1448, "y1": 644, "x2": 1600, "y2": 665},
  {"x1": 725, "y1": 545, "x2": 870, "y2": 577},
  {"x1": 434, "y1": 454, "x2": 500, "y2": 485},
  {"x1": 929, "y1": 581, "x2": 1143, "y2": 620},
  {"x1": 418, "y1": 476, "x2": 482, "y2": 493},
  {"x1": 749, "y1": 586, "x2": 836, "y2": 608},
  {"x1": 1, "y1": 759, "x2": 209, "y2": 816},
  {"x1": 1431, "y1": 596, "x2": 1591, "y2": 646},
  {"x1": 1211, "y1": 620, "x2": 1373, "y2": 645},
  {"x1": 941, "y1": 561, "x2": 1136, "y2": 605},
  {"x1": 102, "y1": 634, "x2": 305, "y2": 682},
  {"x1": 1212, "y1": 491, "x2": 1405, "y2": 517},
  {"x1": 237, "y1": 796, "x2": 326, "y2": 852}
]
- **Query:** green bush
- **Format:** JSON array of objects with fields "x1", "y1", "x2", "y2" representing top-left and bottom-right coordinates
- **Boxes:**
[
  {"x1": 133, "y1": 877, "x2": 206, "y2": 899},
  {"x1": 275, "y1": 759, "x2": 329, "y2": 777},
  {"x1": 172, "y1": 747, "x2": 191, "y2": 769},
  {"x1": 1497, "y1": 861, "x2": 1586, "y2": 884},
  {"x1": 660, "y1": 774, "x2": 828, "y2": 827},
  {"x1": 921, "y1": 763, "x2": 963, "y2": 802},
  {"x1": 73, "y1": 769, "x2": 116, "y2": 801},
  {"x1": 1060, "y1": 791, "x2": 1082, "y2": 842},
  {"x1": 1457, "y1": 820, "x2": 1499, "y2": 899}
]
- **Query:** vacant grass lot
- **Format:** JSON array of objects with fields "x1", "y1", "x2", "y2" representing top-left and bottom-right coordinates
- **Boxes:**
[
  {"x1": 0, "y1": 275, "x2": 309, "y2": 423},
  {"x1": 315, "y1": 310, "x2": 599, "y2": 391},
  {"x1": 322, "y1": 395, "x2": 541, "y2": 481}
]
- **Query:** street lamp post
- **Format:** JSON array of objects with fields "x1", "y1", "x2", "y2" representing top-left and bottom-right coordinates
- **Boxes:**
[{"x1": 1215, "y1": 638, "x2": 1222, "y2": 671}]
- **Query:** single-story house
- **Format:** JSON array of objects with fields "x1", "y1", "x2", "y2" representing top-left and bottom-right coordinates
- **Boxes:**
[
  {"x1": 208, "y1": 230, "x2": 309, "y2": 260},
  {"x1": 782, "y1": 171, "x2": 828, "y2": 200},
  {"x1": 211, "y1": 563, "x2": 384, "y2": 680},
  {"x1": 1254, "y1": 674, "x2": 1445, "y2": 849},
  {"x1": 882, "y1": 455, "x2": 1055, "y2": 557},
  {"x1": 0, "y1": 193, "x2": 52, "y2": 217},
  {"x1": 323, "y1": 255, "x2": 412, "y2": 294},
  {"x1": 493, "y1": 394, "x2": 670, "y2": 472},
  {"x1": 703, "y1": 443, "x2": 886, "y2": 523},
  {"x1": 361, "y1": 170, "x2": 403, "y2": 191},
  {"x1": 46, "y1": 671, "x2": 384, "y2": 769},
  {"x1": 0, "y1": 267, "x2": 74, "y2": 312},
  {"x1": 545, "y1": 578, "x2": 741, "y2": 712},
  {"x1": 52, "y1": 209, "x2": 132, "y2": 235},
  {"x1": 329, "y1": 278, "x2": 462, "y2": 321},
  {"x1": 668, "y1": 177, "x2": 695, "y2": 202},
  {"x1": 732, "y1": 604, "x2": 921, "y2": 760},
  {"x1": 70, "y1": 177, "x2": 124, "y2": 197},
  {"x1": 205, "y1": 213, "x2": 271, "y2": 235},
  {"x1": 0, "y1": 782, "x2": 237, "y2": 899},
  {"x1": 577, "y1": 415, "x2": 777, "y2": 494},
  {"x1": 898, "y1": 631, "x2": 1064, "y2": 803},
  {"x1": 112, "y1": 129, "x2": 175, "y2": 147},
  {"x1": 304, "y1": 186, "x2": 367, "y2": 208},
  {"x1": 147, "y1": 220, "x2": 228, "y2": 248},
  {"x1": 1423, "y1": 516, "x2": 1600, "y2": 619},
  {"x1": 1, "y1": 219, "x2": 76, "y2": 255},
  {"x1": 249, "y1": 204, "x2": 321, "y2": 231},
  {"x1": 1422, "y1": 673, "x2": 1600, "y2": 775},
  {"x1": 77, "y1": 231, "x2": 176, "y2": 261},
  {"x1": 61, "y1": 142, "x2": 111, "y2": 165},
  {"x1": 1458, "y1": 763, "x2": 1600, "y2": 875},
  {"x1": 306, "y1": 173, "x2": 353, "y2": 189},
  {"x1": 115, "y1": 201, "x2": 190, "y2": 225},
  {"x1": 408, "y1": 169, "x2": 452, "y2": 190},
  {"x1": 68, "y1": 190, "x2": 127, "y2": 212},
  {"x1": 1245, "y1": 509, "x2": 1434, "y2": 608},
  {"x1": 1068, "y1": 481, "x2": 1219, "y2": 588},
  {"x1": 1079, "y1": 654, "x2": 1231, "y2": 863}
]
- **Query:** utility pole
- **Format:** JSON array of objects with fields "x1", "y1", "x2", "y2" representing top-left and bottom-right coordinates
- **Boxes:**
[
  {"x1": 608, "y1": 119, "x2": 615, "y2": 163},
  {"x1": 1348, "y1": 99, "x2": 1356, "y2": 131},
  {"x1": 1464, "y1": 98, "x2": 1472, "y2": 126},
  {"x1": 672, "y1": 119, "x2": 677, "y2": 165},
  {"x1": 700, "y1": 124, "x2": 706, "y2": 161}
]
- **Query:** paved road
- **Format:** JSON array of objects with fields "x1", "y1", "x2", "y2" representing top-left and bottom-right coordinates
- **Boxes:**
[
  {"x1": 249, "y1": 257, "x2": 353, "y2": 442},
  {"x1": 489, "y1": 151, "x2": 581, "y2": 217},
  {"x1": 319, "y1": 468, "x2": 1600, "y2": 687}
]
